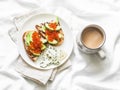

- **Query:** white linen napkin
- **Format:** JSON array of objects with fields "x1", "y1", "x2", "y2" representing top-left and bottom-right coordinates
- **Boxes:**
[
  {"x1": 14, "y1": 56, "x2": 71, "y2": 85},
  {"x1": 8, "y1": 8, "x2": 72, "y2": 85}
]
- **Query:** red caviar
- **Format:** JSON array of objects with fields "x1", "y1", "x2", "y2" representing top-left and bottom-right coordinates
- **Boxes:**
[
  {"x1": 46, "y1": 30, "x2": 59, "y2": 41},
  {"x1": 48, "y1": 22, "x2": 57, "y2": 30},
  {"x1": 29, "y1": 31, "x2": 42, "y2": 53}
]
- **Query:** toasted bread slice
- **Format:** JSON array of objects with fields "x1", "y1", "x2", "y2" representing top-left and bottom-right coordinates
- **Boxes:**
[
  {"x1": 23, "y1": 31, "x2": 45, "y2": 61},
  {"x1": 35, "y1": 19, "x2": 64, "y2": 46}
]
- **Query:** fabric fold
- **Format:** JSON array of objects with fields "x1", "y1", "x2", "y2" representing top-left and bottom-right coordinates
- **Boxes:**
[{"x1": 15, "y1": 57, "x2": 53, "y2": 85}]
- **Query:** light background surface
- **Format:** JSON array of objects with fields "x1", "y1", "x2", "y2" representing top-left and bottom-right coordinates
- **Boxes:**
[{"x1": 1, "y1": 0, "x2": 120, "y2": 90}]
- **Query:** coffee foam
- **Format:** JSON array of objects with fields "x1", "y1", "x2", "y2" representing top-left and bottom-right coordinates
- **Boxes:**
[{"x1": 81, "y1": 27, "x2": 104, "y2": 49}]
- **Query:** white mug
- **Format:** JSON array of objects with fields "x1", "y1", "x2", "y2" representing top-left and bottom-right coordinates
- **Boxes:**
[{"x1": 76, "y1": 24, "x2": 106, "y2": 59}]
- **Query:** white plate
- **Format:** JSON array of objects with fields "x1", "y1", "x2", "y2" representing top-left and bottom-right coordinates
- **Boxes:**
[{"x1": 17, "y1": 13, "x2": 73, "y2": 69}]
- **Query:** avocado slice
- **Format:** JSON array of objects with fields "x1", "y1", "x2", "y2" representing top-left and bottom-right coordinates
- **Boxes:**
[
  {"x1": 41, "y1": 25, "x2": 46, "y2": 32},
  {"x1": 52, "y1": 16, "x2": 59, "y2": 24},
  {"x1": 56, "y1": 16, "x2": 59, "y2": 24},
  {"x1": 25, "y1": 32, "x2": 33, "y2": 46},
  {"x1": 45, "y1": 17, "x2": 61, "y2": 31},
  {"x1": 46, "y1": 35, "x2": 58, "y2": 45},
  {"x1": 41, "y1": 44, "x2": 46, "y2": 50},
  {"x1": 48, "y1": 39, "x2": 58, "y2": 45},
  {"x1": 33, "y1": 53, "x2": 40, "y2": 56},
  {"x1": 29, "y1": 49, "x2": 40, "y2": 56},
  {"x1": 56, "y1": 26, "x2": 61, "y2": 30},
  {"x1": 45, "y1": 23, "x2": 61, "y2": 31},
  {"x1": 41, "y1": 38, "x2": 47, "y2": 43}
]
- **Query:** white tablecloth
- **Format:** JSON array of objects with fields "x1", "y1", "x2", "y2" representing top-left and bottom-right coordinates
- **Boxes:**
[{"x1": 1, "y1": 0, "x2": 120, "y2": 90}]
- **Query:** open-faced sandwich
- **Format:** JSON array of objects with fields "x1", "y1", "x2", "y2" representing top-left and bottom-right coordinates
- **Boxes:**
[
  {"x1": 35, "y1": 17, "x2": 64, "y2": 46},
  {"x1": 23, "y1": 30, "x2": 47, "y2": 61}
]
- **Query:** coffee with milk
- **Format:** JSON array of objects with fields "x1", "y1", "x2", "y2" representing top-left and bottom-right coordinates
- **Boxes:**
[{"x1": 81, "y1": 27, "x2": 104, "y2": 49}]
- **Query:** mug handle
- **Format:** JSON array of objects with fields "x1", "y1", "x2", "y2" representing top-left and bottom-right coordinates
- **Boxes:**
[{"x1": 97, "y1": 49, "x2": 106, "y2": 59}]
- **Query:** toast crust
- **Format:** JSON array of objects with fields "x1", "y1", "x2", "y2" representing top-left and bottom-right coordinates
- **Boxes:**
[{"x1": 55, "y1": 30, "x2": 64, "y2": 46}]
